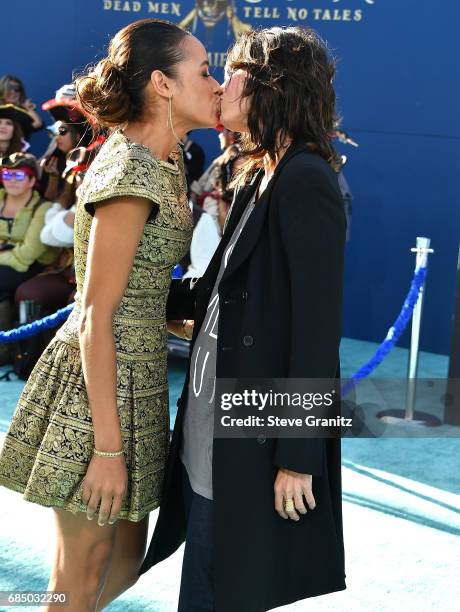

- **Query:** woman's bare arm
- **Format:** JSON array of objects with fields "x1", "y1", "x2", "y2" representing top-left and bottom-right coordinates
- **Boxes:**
[{"x1": 79, "y1": 195, "x2": 154, "y2": 451}]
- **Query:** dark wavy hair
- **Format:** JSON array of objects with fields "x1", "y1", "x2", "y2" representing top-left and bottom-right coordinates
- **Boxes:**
[
  {"x1": 75, "y1": 19, "x2": 189, "y2": 128},
  {"x1": 226, "y1": 26, "x2": 341, "y2": 183},
  {"x1": 0, "y1": 120, "x2": 24, "y2": 158}
]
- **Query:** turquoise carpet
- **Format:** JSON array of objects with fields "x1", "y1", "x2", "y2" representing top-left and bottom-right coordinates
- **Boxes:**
[{"x1": 0, "y1": 340, "x2": 459, "y2": 611}]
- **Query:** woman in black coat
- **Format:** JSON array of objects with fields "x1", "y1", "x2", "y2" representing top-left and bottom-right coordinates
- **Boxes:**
[{"x1": 139, "y1": 26, "x2": 347, "y2": 611}]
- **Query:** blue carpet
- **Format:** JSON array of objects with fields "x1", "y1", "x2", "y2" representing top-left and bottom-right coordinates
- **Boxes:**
[{"x1": 0, "y1": 339, "x2": 459, "y2": 611}]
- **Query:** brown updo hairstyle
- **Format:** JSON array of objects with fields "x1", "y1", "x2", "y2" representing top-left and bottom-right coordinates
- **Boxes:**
[
  {"x1": 226, "y1": 26, "x2": 341, "y2": 183},
  {"x1": 75, "y1": 19, "x2": 189, "y2": 128}
]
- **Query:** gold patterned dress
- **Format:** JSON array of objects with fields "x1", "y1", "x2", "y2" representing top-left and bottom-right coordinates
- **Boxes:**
[{"x1": 0, "y1": 130, "x2": 193, "y2": 521}]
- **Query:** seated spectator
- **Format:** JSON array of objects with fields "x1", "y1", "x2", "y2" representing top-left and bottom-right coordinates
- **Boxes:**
[
  {"x1": 0, "y1": 75, "x2": 44, "y2": 139},
  {"x1": 14, "y1": 140, "x2": 104, "y2": 315},
  {"x1": 15, "y1": 155, "x2": 79, "y2": 314},
  {"x1": 14, "y1": 198, "x2": 77, "y2": 314},
  {"x1": 0, "y1": 153, "x2": 61, "y2": 300},
  {"x1": 0, "y1": 104, "x2": 34, "y2": 158},
  {"x1": 40, "y1": 83, "x2": 95, "y2": 199},
  {"x1": 40, "y1": 121, "x2": 86, "y2": 200}
]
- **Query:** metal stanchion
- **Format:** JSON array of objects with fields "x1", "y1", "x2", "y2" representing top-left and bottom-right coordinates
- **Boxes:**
[
  {"x1": 378, "y1": 236, "x2": 441, "y2": 426},
  {"x1": 406, "y1": 237, "x2": 433, "y2": 419}
]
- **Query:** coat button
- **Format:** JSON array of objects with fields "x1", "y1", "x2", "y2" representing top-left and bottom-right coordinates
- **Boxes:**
[
  {"x1": 241, "y1": 291, "x2": 249, "y2": 301},
  {"x1": 242, "y1": 335, "x2": 254, "y2": 347},
  {"x1": 257, "y1": 434, "x2": 266, "y2": 444}
]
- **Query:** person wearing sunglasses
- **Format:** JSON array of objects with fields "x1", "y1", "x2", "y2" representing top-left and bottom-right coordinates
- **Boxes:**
[
  {"x1": 0, "y1": 153, "x2": 61, "y2": 299},
  {"x1": 40, "y1": 84, "x2": 96, "y2": 202},
  {"x1": 0, "y1": 75, "x2": 44, "y2": 139},
  {"x1": 40, "y1": 122, "x2": 88, "y2": 200}
]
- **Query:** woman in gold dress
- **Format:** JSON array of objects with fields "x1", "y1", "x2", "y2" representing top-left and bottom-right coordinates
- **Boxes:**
[{"x1": 0, "y1": 18, "x2": 221, "y2": 611}]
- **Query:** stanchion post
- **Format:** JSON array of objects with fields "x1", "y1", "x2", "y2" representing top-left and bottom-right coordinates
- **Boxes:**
[{"x1": 405, "y1": 237, "x2": 434, "y2": 419}]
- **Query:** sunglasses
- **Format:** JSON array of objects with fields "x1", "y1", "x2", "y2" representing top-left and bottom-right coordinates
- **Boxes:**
[
  {"x1": 1, "y1": 168, "x2": 35, "y2": 181},
  {"x1": 7, "y1": 85, "x2": 21, "y2": 93}
]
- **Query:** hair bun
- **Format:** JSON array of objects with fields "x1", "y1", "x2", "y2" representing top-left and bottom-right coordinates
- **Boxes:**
[
  {"x1": 74, "y1": 19, "x2": 189, "y2": 129},
  {"x1": 75, "y1": 57, "x2": 131, "y2": 128}
]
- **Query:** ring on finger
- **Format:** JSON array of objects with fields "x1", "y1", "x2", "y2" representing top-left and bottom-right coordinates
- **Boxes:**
[{"x1": 284, "y1": 498, "x2": 295, "y2": 512}]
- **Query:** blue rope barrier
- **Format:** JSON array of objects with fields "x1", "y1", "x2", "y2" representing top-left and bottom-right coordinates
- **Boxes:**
[
  {"x1": 0, "y1": 303, "x2": 74, "y2": 344},
  {"x1": 0, "y1": 265, "x2": 186, "y2": 345},
  {"x1": 341, "y1": 266, "x2": 428, "y2": 396},
  {"x1": 0, "y1": 266, "x2": 428, "y2": 395}
]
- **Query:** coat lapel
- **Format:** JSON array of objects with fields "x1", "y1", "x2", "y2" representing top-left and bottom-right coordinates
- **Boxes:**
[
  {"x1": 220, "y1": 141, "x2": 310, "y2": 285},
  {"x1": 222, "y1": 170, "x2": 263, "y2": 237},
  {"x1": 198, "y1": 171, "x2": 263, "y2": 290}
]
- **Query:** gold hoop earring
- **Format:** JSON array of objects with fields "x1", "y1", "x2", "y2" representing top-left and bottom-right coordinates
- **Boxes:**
[{"x1": 167, "y1": 96, "x2": 184, "y2": 146}]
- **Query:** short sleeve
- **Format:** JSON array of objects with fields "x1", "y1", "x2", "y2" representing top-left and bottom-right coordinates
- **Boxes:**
[{"x1": 78, "y1": 135, "x2": 163, "y2": 220}]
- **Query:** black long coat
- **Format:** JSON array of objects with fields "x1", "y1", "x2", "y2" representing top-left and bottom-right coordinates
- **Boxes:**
[{"x1": 139, "y1": 142, "x2": 347, "y2": 611}]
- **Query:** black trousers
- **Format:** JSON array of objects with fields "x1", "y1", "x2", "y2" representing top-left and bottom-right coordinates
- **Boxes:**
[{"x1": 178, "y1": 461, "x2": 215, "y2": 612}]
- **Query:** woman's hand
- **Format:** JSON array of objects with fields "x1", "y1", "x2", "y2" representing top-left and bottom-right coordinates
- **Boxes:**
[
  {"x1": 23, "y1": 98, "x2": 36, "y2": 112},
  {"x1": 41, "y1": 156, "x2": 60, "y2": 176},
  {"x1": 82, "y1": 453, "x2": 128, "y2": 526},
  {"x1": 24, "y1": 99, "x2": 44, "y2": 128},
  {"x1": 274, "y1": 468, "x2": 316, "y2": 521},
  {"x1": 64, "y1": 210, "x2": 75, "y2": 228},
  {"x1": 167, "y1": 319, "x2": 194, "y2": 340}
]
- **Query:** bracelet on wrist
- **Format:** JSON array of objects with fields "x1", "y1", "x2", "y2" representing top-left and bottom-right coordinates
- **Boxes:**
[{"x1": 93, "y1": 448, "x2": 124, "y2": 458}]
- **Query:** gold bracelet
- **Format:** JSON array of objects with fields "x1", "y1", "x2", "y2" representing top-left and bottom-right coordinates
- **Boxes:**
[{"x1": 93, "y1": 448, "x2": 124, "y2": 457}]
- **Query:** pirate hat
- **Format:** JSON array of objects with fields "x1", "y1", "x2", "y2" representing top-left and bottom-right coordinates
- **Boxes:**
[
  {"x1": 0, "y1": 104, "x2": 34, "y2": 135},
  {"x1": 1, "y1": 152, "x2": 39, "y2": 175},
  {"x1": 42, "y1": 84, "x2": 95, "y2": 146}
]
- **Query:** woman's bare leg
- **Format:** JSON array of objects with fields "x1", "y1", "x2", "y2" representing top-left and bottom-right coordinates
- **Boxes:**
[
  {"x1": 95, "y1": 515, "x2": 149, "y2": 611},
  {"x1": 43, "y1": 508, "x2": 117, "y2": 612}
]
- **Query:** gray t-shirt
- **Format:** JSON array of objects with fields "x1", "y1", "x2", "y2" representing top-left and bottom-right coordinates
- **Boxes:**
[{"x1": 180, "y1": 192, "x2": 257, "y2": 499}]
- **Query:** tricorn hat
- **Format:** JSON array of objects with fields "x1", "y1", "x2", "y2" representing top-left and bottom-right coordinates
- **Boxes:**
[
  {"x1": 0, "y1": 104, "x2": 34, "y2": 135},
  {"x1": 1, "y1": 152, "x2": 39, "y2": 176}
]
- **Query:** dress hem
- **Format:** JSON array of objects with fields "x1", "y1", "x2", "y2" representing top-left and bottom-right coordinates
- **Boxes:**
[{"x1": 0, "y1": 476, "x2": 159, "y2": 523}]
